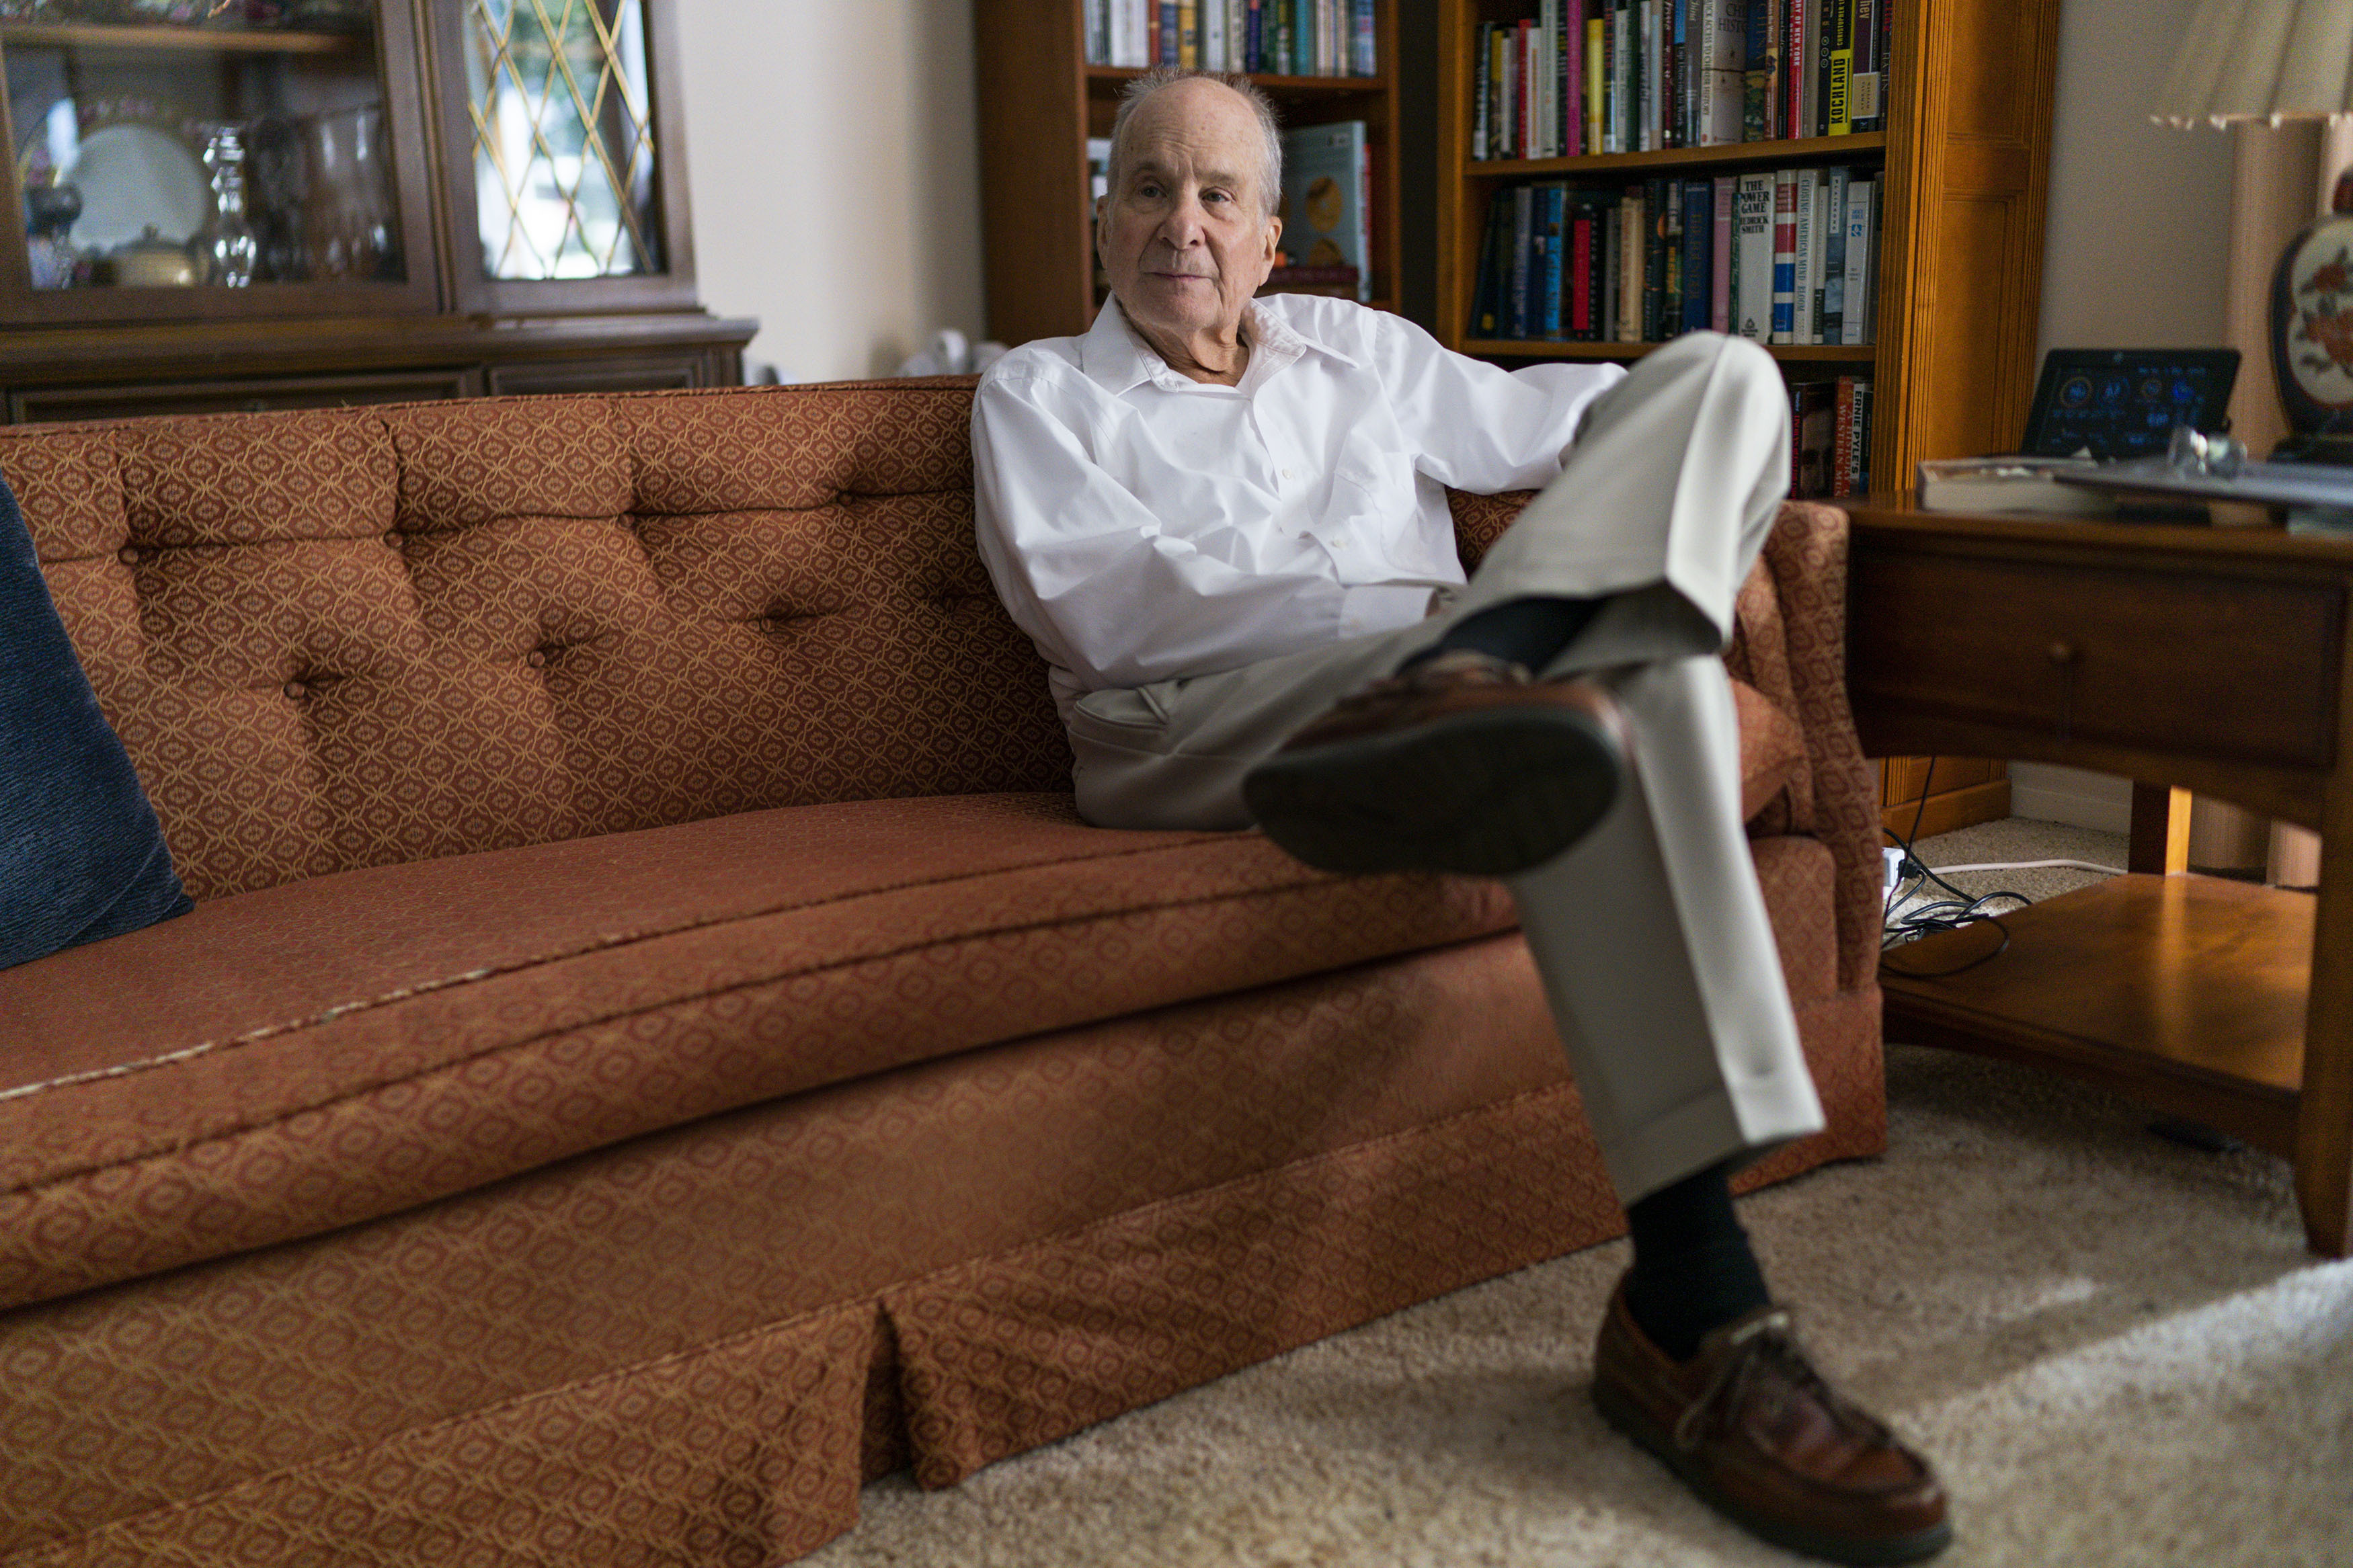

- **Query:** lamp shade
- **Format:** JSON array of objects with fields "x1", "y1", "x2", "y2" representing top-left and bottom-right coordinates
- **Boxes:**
[{"x1": 2158, "y1": 0, "x2": 2353, "y2": 123}]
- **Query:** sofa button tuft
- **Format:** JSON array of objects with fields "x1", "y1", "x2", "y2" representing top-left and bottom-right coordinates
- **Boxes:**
[
  {"x1": 118, "y1": 546, "x2": 141, "y2": 567},
  {"x1": 527, "y1": 649, "x2": 549, "y2": 669},
  {"x1": 383, "y1": 531, "x2": 404, "y2": 550},
  {"x1": 283, "y1": 679, "x2": 309, "y2": 701}
]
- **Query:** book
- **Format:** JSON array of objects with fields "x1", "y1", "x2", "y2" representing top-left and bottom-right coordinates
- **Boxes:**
[
  {"x1": 1711, "y1": 173, "x2": 1735, "y2": 332},
  {"x1": 1833, "y1": 374, "x2": 1858, "y2": 495},
  {"x1": 1472, "y1": 24, "x2": 1492, "y2": 157},
  {"x1": 1787, "y1": 0, "x2": 1809, "y2": 139},
  {"x1": 1511, "y1": 182, "x2": 1534, "y2": 336},
  {"x1": 1587, "y1": 11, "x2": 1606, "y2": 153},
  {"x1": 1353, "y1": 0, "x2": 1376, "y2": 75},
  {"x1": 1603, "y1": 201, "x2": 1622, "y2": 339},
  {"x1": 1613, "y1": 3, "x2": 1634, "y2": 155},
  {"x1": 1571, "y1": 197, "x2": 1597, "y2": 337},
  {"x1": 1916, "y1": 456, "x2": 2114, "y2": 516},
  {"x1": 1851, "y1": 0, "x2": 1882, "y2": 131},
  {"x1": 1791, "y1": 165, "x2": 1819, "y2": 343},
  {"x1": 1542, "y1": 183, "x2": 1568, "y2": 337},
  {"x1": 1644, "y1": 177, "x2": 1670, "y2": 341},
  {"x1": 1278, "y1": 121, "x2": 1371, "y2": 303},
  {"x1": 1734, "y1": 171, "x2": 1773, "y2": 339},
  {"x1": 1696, "y1": 0, "x2": 1747, "y2": 146},
  {"x1": 1827, "y1": 0, "x2": 1853, "y2": 134},
  {"x1": 1820, "y1": 165, "x2": 1847, "y2": 343},
  {"x1": 1792, "y1": 378, "x2": 1837, "y2": 497},
  {"x1": 1470, "y1": 188, "x2": 1509, "y2": 337},
  {"x1": 1681, "y1": 178, "x2": 1713, "y2": 334},
  {"x1": 1841, "y1": 173, "x2": 1874, "y2": 343},
  {"x1": 1744, "y1": 0, "x2": 1778, "y2": 140},
  {"x1": 1769, "y1": 167, "x2": 1796, "y2": 343},
  {"x1": 1619, "y1": 185, "x2": 1644, "y2": 340}
]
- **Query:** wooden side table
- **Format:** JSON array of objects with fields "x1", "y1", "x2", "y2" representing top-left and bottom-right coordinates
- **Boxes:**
[{"x1": 1845, "y1": 499, "x2": 2353, "y2": 1256}]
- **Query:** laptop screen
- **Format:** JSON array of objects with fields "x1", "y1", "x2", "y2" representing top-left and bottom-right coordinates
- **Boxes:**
[{"x1": 2019, "y1": 348, "x2": 2241, "y2": 460}]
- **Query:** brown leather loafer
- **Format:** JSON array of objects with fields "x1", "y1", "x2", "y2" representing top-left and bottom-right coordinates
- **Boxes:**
[
  {"x1": 1591, "y1": 1277, "x2": 1952, "y2": 1565},
  {"x1": 1240, "y1": 649, "x2": 1630, "y2": 876}
]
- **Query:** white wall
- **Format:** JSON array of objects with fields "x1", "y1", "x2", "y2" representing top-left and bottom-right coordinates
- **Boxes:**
[
  {"x1": 2012, "y1": 0, "x2": 2235, "y2": 834},
  {"x1": 673, "y1": 0, "x2": 987, "y2": 383}
]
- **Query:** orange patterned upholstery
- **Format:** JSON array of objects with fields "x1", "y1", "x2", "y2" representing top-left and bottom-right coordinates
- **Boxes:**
[{"x1": 0, "y1": 382, "x2": 1882, "y2": 1568}]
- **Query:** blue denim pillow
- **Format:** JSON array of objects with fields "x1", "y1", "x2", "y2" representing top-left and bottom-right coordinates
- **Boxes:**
[{"x1": 1, "y1": 473, "x2": 190, "y2": 969}]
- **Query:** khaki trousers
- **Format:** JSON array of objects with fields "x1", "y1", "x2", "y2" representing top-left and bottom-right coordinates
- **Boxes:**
[{"x1": 1062, "y1": 333, "x2": 1828, "y2": 1202}]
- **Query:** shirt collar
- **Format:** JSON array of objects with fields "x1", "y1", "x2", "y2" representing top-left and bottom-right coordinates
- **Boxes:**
[{"x1": 1078, "y1": 296, "x2": 1359, "y2": 397}]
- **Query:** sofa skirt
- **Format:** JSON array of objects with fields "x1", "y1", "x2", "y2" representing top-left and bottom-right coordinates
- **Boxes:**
[{"x1": 1, "y1": 930, "x2": 1882, "y2": 1568}]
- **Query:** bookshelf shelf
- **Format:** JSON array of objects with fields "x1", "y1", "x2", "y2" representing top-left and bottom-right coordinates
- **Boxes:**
[
  {"x1": 978, "y1": 1, "x2": 1404, "y2": 349},
  {"x1": 1084, "y1": 65, "x2": 1392, "y2": 93},
  {"x1": 1464, "y1": 338, "x2": 1876, "y2": 362},
  {"x1": 1463, "y1": 131, "x2": 1886, "y2": 180}
]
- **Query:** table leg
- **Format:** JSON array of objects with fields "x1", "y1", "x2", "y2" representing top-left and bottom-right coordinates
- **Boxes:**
[
  {"x1": 2300, "y1": 808, "x2": 2353, "y2": 1257},
  {"x1": 2127, "y1": 784, "x2": 2190, "y2": 875}
]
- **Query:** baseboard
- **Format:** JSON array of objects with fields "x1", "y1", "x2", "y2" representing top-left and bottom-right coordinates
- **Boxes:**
[{"x1": 2008, "y1": 762, "x2": 2133, "y2": 836}]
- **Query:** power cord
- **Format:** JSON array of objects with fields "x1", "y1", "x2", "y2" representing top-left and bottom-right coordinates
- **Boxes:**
[{"x1": 1879, "y1": 757, "x2": 2030, "y2": 979}]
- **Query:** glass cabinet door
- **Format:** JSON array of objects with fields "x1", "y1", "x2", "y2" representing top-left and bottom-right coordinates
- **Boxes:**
[
  {"x1": 436, "y1": 0, "x2": 693, "y2": 312},
  {"x1": 0, "y1": 1, "x2": 437, "y2": 319}
]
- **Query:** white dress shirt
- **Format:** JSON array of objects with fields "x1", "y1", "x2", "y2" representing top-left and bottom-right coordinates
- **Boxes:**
[{"x1": 972, "y1": 293, "x2": 1625, "y2": 718}]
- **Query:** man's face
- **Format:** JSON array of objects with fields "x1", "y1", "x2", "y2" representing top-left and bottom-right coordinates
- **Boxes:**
[{"x1": 1097, "y1": 80, "x2": 1281, "y2": 351}]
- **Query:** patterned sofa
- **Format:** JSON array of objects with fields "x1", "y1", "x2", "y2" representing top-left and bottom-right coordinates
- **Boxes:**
[{"x1": 0, "y1": 380, "x2": 1884, "y2": 1568}]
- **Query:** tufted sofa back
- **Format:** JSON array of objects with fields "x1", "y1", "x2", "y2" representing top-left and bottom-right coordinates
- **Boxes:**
[{"x1": 5, "y1": 381, "x2": 1072, "y2": 902}]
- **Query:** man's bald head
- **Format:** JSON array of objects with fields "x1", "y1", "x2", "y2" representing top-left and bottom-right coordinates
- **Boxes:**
[{"x1": 1107, "y1": 69, "x2": 1283, "y2": 220}]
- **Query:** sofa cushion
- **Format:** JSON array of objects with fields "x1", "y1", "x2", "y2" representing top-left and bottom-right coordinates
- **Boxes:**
[
  {"x1": 0, "y1": 474, "x2": 191, "y2": 970},
  {"x1": 0, "y1": 792, "x2": 1524, "y2": 1310}
]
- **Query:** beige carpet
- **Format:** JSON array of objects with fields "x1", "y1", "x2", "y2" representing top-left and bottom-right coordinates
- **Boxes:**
[{"x1": 803, "y1": 820, "x2": 2353, "y2": 1567}]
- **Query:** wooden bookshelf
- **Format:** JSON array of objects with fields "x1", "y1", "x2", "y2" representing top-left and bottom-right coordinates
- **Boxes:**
[
  {"x1": 1437, "y1": 2, "x2": 2057, "y2": 841},
  {"x1": 1434, "y1": 0, "x2": 2061, "y2": 496},
  {"x1": 976, "y1": 0, "x2": 1404, "y2": 345}
]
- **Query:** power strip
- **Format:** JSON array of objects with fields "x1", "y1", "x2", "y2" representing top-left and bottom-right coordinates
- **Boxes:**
[{"x1": 1882, "y1": 846, "x2": 1906, "y2": 908}]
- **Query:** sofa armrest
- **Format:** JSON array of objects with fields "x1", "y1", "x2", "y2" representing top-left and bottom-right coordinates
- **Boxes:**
[{"x1": 1447, "y1": 491, "x2": 1879, "y2": 993}]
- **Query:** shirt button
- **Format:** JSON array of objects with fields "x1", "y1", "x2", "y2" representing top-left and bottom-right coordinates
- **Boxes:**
[{"x1": 1280, "y1": 468, "x2": 1294, "y2": 480}]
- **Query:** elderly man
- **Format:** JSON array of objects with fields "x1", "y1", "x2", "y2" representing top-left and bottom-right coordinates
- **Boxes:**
[{"x1": 972, "y1": 69, "x2": 1946, "y2": 1566}]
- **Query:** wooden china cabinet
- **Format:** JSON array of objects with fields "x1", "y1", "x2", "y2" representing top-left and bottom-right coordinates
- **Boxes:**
[{"x1": 0, "y1": 0, "x2": 750, "y2": 423}]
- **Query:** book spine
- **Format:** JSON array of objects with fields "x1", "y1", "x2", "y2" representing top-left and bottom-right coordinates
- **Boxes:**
[
  {"x1": 1472, "y1": 24, "x2": 1491, "y2": 159},
  {"x1": 1500, "y1": 26, "x2": 1519, "y2": 157},
  {"x1": 1851, "y1": 0, "x2": 1880, "y2": 130},
  {"x1": 1854, "y1": 376, "x2": 1871, "y2": 491},
  {"x1": 1617, "y1": 3, "x2": 1635, "y2": 155},
  {"x1": 1205, "y1": 0, "x2": 1224, "y2": 67},
  {"x1": 1821, "y1": 165, "x2": 1847, "y2": 341},
  {"x1": 1572, "y1": 200, "x2": 1595, "y2": 337},
  {"x1": 1356, "y1": 0, "x2": 1375, "y2": 76},
  {"x1": 1644, "y1": 177, "x2": 1669, "y2": 341},
  {"x1": 1357, "y1": 122, "x2": 1373, "y2": 300},
  {"x1": 1619, "y1": 187, "x2": 1644, "y2": 340},
  {"x1": 1589, "y1": 193, "x2": 1610, "y2": 338},
  {"x1": 1833, "y1": 376, "x2": 1856, "y2": 497},
  {"x1": 1769, "y1": 167, "x2": 1796, "y2": 343},
  {"x1": 1673, "y1": 0, "x2": 1689, "y2": 148},
  {"x1": 1470, "y1": 188, "x2": 1507, "y2": 338},
  {"x1": 1511, "y1": 183, "x2": 1534, "y2": 338},
  {"x1": 1733, "y1": 171, "x2": 1772, "y2": 338},
  {"x1": 1158, "y1": 1, "x2": 1177, "y2": 67},
  {"x1": 1544, "y1": 185, "x2": 1567, "y2": 337},
  {"x1": 1565, "y1": 5, "x2": 1582, "y2": 157},
  {"x1": 1523, "y1": 20, "x2": 1540, "y2": 159},
  {"x1": 1244, "y1": 0, "x2": 1261, "y2": 71},
  {"x1": 1792, "y1": 165, "x2": 1818, "y2": 342},
  {"x1": 1490, "y1": 26, "x2": 1510, "y2": 157},
  {"x1": 1587, "y1": 13, "x2": 1605, "y2": 153},
  {"x1": 1643, "y1": 2, "x2": 1659, "y2": 151},
  {"x1": 1710, "y1": 172, "x2": 1734, "y2": 332},
  {"x1": 1842, "y1": 173, "x2": 1874, "y2": 343},
  {"x1": 1743, "y1": 0, "x2": 1770, "y2": 140},
  {"x1": 1828, "y1": 0, "x2": 1853, "y2": 134},
  {"x1": 1681, "y1": 177, "x2": 1710, "y2": 333},
  {"x1": 1782, "y1": 0, "x2": 1799, "y2": 138},
  {"x1": 1603, "y1": 202, "x2": 1622, "y2": 339}
]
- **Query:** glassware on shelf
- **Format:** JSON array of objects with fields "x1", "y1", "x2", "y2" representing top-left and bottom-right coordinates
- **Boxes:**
[
  {"x1": 300, "y1": 104, "x2": 397, "y2": 281},
  {"x1": 193, "y1": 122, "x2": 257, "y2": 287},
  {"x1": 24, "y1": 182, "x2": 85, "y2": 289}
]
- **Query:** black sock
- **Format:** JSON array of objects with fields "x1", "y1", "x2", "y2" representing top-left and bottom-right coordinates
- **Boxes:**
[
  {"x1": 1622, "y1": 1159, "x2": 1773, "y2": 1362},
  {"x1": 1401, "y1": 595, "x2": 1602, "y2": 675}
]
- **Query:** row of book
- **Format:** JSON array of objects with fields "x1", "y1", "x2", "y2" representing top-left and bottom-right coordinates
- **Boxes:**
[
  {"x1": 1084, "y1": 1, "x2": 1378, "y2": 77},
  {"x1": 1472, "y1": 1, "x2": 1892, "y2": 161},
  {"x1": 1792, "y1": 375, "x2": 1871, "y2": 499},
  {"x1": 1469, "y1": 165, "x2": 1878, "y2": 346}
]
